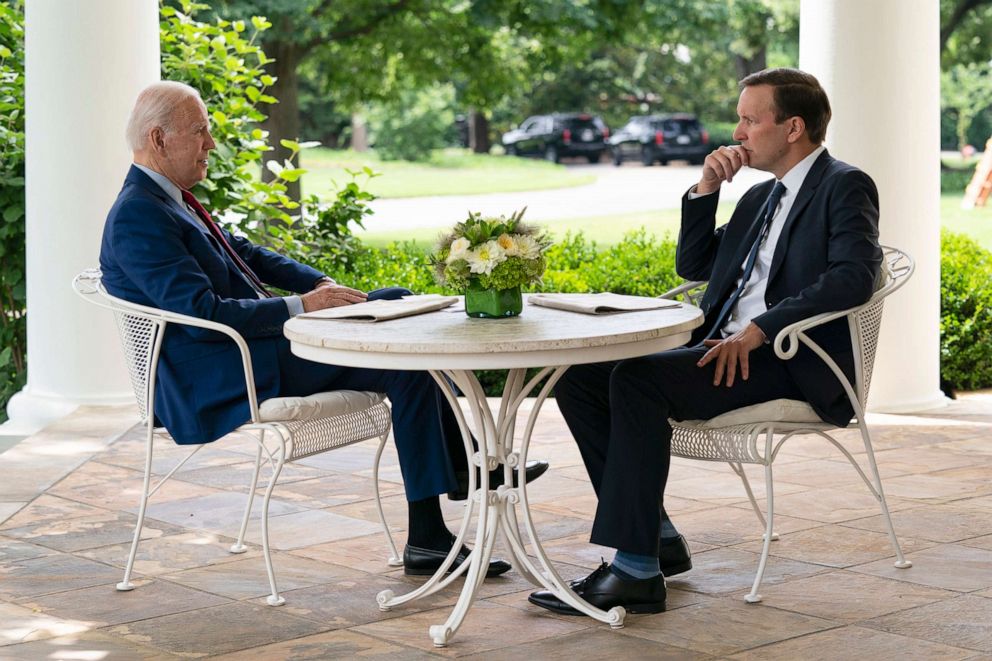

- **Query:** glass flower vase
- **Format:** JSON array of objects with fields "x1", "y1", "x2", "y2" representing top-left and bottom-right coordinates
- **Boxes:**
[{"x1": 464, "y1": 281, "x2": 523, "y2": 318}]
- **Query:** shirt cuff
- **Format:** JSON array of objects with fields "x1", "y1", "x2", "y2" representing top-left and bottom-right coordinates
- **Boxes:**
[
  {"x1": 687, "y1": 185, "x2": 717, "y2": 200},
  {"x1": 284, "y1": 295, "x2": 304, "y2": 317}
]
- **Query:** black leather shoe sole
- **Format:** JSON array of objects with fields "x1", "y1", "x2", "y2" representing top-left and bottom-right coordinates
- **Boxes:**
[
  {"x1": 527, "y1": 591, "x2": 666, "y2": 615},
  {"x1": 448, "y1": 460, "x2": 550, "y2": 501},
  {"x1": 403, "y1": 543, "x2": 511, "y2": 578}
]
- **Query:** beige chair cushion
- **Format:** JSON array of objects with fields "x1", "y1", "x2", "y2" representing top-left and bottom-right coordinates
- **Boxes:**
[
  {"x1": 259, "y1": 390, "x2": 385, "y2": 422},
  {"x1": 681, "y1": 398, "x2": 823, "y2": 429}
]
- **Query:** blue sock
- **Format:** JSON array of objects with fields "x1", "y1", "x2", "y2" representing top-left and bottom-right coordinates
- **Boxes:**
[
  {"x1": 611, "y1": 551, "x2": 661, "y2": 580},
  {"x1": 660, "y1": 517, "x2": 680, "y2": 540}
]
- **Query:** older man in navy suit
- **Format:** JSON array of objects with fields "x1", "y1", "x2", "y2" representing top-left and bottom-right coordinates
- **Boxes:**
[
  {"x1": 100, "y1": 81, "x2": 546, "y2": 577},
  {"x1": 529, "y1": 68, "x2": 882, "y2": 615}
]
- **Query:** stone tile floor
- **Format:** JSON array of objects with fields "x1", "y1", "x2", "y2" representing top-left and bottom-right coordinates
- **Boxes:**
[{"x1": 0, "y1": 393, "x2": 990, "y2": 659}]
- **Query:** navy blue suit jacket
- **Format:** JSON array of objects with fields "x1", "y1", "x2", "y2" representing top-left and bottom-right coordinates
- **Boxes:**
[
  {"x1": 677, "y1": 150, "x2": 882, "y2": 426},
  {"x1": 99, "y1": 166, "x2": 325, "y2": 445}
]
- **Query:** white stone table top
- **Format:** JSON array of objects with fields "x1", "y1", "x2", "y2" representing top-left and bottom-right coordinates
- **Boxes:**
[{"x1": 285, "y1": 295, "x2": 704, "y2": 370}]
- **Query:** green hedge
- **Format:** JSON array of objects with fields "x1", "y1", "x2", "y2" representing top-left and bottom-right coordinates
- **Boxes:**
[
  {"x1": 941, "y1": 230, "x2": 992, "y2": 391},
  {"x1": 323, "y1": 229, "x2": 992, "y2": 396}
]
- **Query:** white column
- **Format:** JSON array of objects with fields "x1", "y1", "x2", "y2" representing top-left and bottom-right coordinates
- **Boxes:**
[
  {"x1": 800, "y1": 0, "x2": 945, "y2": 413},
  {"x1": 3, "y1": 0, "x2": 160, "y2": 435}
]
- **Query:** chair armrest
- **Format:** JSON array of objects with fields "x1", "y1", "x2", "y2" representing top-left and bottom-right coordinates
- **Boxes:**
[
  {"x1": 73, "y1": 269, "x2": 265, "y2": 423},
  {"x1": 659, "y1": 281, "x2": 707, "y2": 305},
  {"x1": 773, "y1": 246, "x2": 913, "y2": 362}
]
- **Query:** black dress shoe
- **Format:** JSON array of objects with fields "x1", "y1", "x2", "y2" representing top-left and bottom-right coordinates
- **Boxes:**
[
  {"x1": 448, "y1": 459, "x2": 550, "y2": 501},
  {"x1": 659, "y1": 534, "x2": 692, "y2": 577},
  {"x1": 403, "y1": 543, "x2": 512, "y2": 578},
  {"x1": 528, "y1": 562, "x2": 666, "y2": 615}
]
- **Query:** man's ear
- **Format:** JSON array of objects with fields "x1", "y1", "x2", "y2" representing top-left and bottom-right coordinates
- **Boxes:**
[
  {"x1": 786, "y1": 116, "x2": 806, "y2": 144},
  {"x1": 149, "y1": 126, "x2": 166, "y2": 153}
]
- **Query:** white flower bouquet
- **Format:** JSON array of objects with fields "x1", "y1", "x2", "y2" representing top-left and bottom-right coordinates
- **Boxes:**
[{"x1": 432, "y1": 208, "x2": 551, "y2": 292}]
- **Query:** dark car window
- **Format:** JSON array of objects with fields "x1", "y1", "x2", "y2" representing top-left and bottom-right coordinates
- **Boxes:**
[
  {"x1": 560, "y1": 117, "x2": 597, "y2": 131},
  {"x1": 657, "y1": 118, "x2": 702, "y2": 133}
]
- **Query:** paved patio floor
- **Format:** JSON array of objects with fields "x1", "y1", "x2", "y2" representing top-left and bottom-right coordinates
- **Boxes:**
[{"x1": 1, "y1": 393, "x2": 990, "y2": 659}]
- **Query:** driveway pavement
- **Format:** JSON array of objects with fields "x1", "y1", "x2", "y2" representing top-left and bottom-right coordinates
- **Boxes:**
[{"x1": 362, "y1": 160, "x2": 771, "y2": 232}]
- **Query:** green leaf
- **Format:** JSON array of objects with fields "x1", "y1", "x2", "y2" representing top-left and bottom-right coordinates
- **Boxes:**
[
  {"x1": 279, "y1": 168, "x2": 306, "y2": 182},
  {"x1": 250, "y1": 16, "x2": 272, "y2": 31},
  {"x1": 279, "y1": 139, "x2": 299, "y2": 151}
]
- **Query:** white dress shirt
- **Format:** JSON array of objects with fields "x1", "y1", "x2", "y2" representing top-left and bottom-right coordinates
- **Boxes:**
[
  {"x1": 720, "y1": 145, "x2": 824, "y2": 336},
  {"x1": 132, "y1": 163, "x2": 303, "y2": 316}
]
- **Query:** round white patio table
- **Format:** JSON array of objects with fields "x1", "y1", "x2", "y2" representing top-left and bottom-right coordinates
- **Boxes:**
[{"x1": 285, "y1": 295, "x2": 703, "y2": 647}]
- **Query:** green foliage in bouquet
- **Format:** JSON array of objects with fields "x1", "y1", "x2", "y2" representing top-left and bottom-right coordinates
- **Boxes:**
[{"x1": 432, "y1": 208, "x2": 551, "y2": 291}]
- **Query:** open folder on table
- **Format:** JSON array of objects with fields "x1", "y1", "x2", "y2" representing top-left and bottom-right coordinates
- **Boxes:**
[
  {"x1": 528, "y1": 292, "x2": 682, "y2": 315},
  {"x1": 297, "y1": 294, "x2": 459, "y2": 322}
]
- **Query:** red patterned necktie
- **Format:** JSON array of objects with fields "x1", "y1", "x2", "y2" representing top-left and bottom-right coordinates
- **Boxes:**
[{"x1": 181, "y1": 190, "x2": 273, "y2": 298}]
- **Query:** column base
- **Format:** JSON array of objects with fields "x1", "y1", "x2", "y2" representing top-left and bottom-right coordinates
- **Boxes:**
[
  {"x1": 1, "y1": 385, "x2": 134, "y2": 437},
  {"x1": 867, "y1": 390, "x2": 949, "y2": 415}
]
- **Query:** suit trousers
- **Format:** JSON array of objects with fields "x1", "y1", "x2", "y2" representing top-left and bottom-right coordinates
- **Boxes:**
[
  {"x1": 273, "y1": 287, "x2": 463, "y2": 502},
  {"x1": 555, "y1": 343, "x2": 804, "y2": 556}
]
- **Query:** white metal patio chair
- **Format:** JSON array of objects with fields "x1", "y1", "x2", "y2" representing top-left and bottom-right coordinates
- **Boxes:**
[
  {"x1": 661, "y1": 246, "x2": 914, "y2": 603},
  {"x1": 72, "y1": 268, "x2": 401, "y2": 606}
]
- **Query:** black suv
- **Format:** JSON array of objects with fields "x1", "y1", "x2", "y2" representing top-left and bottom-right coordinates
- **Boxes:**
[
  {"x1": 501, "y1": 113, "x2": 609, "y2": 163},
  {"x1": 608, "y1": 114, "x2": 710, "y2": 166}
]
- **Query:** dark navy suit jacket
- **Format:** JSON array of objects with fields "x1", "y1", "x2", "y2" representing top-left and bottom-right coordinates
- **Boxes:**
[
  {"x1": 99, "y1": 166, "x2": 325, "y2": 445},
  {"x1": 677, "y1": 150, "x2": 882, "y2": 426}
]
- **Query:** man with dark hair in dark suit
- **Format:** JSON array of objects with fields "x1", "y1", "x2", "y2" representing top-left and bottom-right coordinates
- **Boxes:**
[
  {"x1": 100, "y1": 81, "x2": 547, "y2": 579},
  {"x1": 529, "y1": 68, "x2": 882, "y2": 615}
]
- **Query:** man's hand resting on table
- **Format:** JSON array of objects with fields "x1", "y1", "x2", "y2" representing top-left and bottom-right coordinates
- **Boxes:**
[
  {"x1": 697, "y1": 322, "x2": 767, "y2": 387},
  {"x1": 301, "y1": 283, "x2": 367, "y2": 312}
]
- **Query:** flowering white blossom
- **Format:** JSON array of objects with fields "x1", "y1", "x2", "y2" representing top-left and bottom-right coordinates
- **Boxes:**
[
  {"x1": 466, "y1": 240, "x2": 506, "y2": 274},
  {"x1": 514, "y1": 234, "x2": 542, "y2": 260},
  {"x1": 447, "y1": 237, "x2": 470, "y2": 263},
  {"x1": 497, "y1": 233, "x2": 519, "y2": 256}
]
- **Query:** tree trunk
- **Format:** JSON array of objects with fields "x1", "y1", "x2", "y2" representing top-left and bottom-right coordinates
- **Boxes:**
[
  {"x1": 351, "y1": 113, "x2": 369, "y2": 152},
  {"x1": 468, "y1": 110, "x2": 490, "y2": 154},
  {"x1": 261, "y1": 36, "x2": 303, "y2": 202},
  {"x1": 733, "y1": 48, "x2": 767, "y2": 82}
]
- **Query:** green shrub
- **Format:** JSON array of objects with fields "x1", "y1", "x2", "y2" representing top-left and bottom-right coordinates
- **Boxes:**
[
  {"x1": 162, "y1": 1, "x2": 371, "y2": 271},
  {"x1": 367, "y1": 85, "x2": 457, "y2": 162},
  {"x1": 940, "y1": 162, "x2": 976, "y2": 194},
  {"x1": 940, "y1": 230, "x2": 992, "y2": 391},
  {"x1": 0, "y1": 0, "x2": 24, "y2": 424},
  {"x1": 705, "y1": 120, "x2": 737, "y2": 148}
]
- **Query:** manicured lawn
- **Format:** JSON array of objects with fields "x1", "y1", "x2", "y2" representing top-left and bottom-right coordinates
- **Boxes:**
[
  {"x1": 301, "y1": 148, "x2": 594, "y2": 200},
  {"x1": 359, "y1": 205, "x2": 722, "y2": 248},
  {"x1": 359, "y1": 195, "x2": 992, "y2": 252},
  {"x1": 941, "y1": 193, "x2": 992, "y2": 251}
]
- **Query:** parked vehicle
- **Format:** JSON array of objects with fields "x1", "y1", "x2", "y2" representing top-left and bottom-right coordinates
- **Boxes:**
[
  {"x1": 501, "y1": 113, "x2": 609, "y2": 163},
  {"x1": 608, "y1": 114, "x2": 710, "y2": 166}
]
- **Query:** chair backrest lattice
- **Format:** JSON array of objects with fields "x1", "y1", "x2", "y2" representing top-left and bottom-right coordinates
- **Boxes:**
[
  {"x1": 112, "y1": 311, "x2": 162, "y2": 421},
  {"x1": 848, "y1": 247, "x2": 913, "y2": 407}
]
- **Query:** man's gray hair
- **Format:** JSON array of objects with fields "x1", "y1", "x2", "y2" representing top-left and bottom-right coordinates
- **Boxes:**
[{"x1": 125, "y1": 81, "x2": 204, "y2": 151}]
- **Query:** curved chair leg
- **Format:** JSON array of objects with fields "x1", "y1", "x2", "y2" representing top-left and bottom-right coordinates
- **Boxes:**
[
  {"x1": 231, "y1": 441, "x2": 264, "y2": 555},
  {"x1": 372, "y1": 429, "x2": 403, "y2": 567},
  {"x1": 259, "y1": 429, "x2": 287, "y2": 606},
  {"x1": 118, "y1": 422, "x2": 155, "y2": 591},
  {"x1": 857, "y1": 424, "x2": 912, "y2": 569},
  {"x1": 731, "y1": 461, "x2": 779, "y2": 542},
  {"x1": 746, "y1": 461, "x2": 776, "y2": 604}
]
